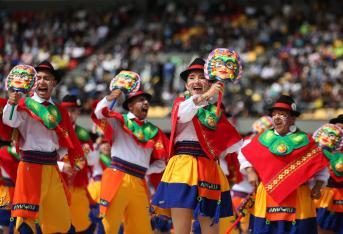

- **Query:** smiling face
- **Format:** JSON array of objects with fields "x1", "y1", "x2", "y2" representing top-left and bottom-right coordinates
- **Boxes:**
[
  {"x1": 272, "y1": 109, "x2": 295, "y2": 135},
  {"x1": 35, "y1": 70, "x2": 57, "y2": 100},
  {"x1": 128, "y1": 95, "x2": 150, "y2": 120},
  {"x1": 185, "y1": 70, "x2": 211, "y2": 96}
]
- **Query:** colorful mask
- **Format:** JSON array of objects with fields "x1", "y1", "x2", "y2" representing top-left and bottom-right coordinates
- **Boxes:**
[
  {"x1": 204, "y1": 48, "x2": 242, "y2": 83},
  {"x1": 313, "y1": 124, "x2": 343, "y2": 152},
  {"x1": 109, "y1": 70, "x2": 140, "y2": 95},
  {"x1": 252, "y1": 116, "x2": 273, "y2": 134},
  {"x1": 6, "y1": 65, "x2": 36, "y2": 93}
]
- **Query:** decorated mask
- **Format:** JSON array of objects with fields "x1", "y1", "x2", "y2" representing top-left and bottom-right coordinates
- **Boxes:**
[
  {"x1": 313, "y1": 124, "x2": 343, "y2": 152},
  {"x1": 6, "y1": 65, "x2": 37, "y2": 93},
  {"x1": 252, "y1": 116, "x2": 273, "y2": 134},
  {"x1": 204, "y1": 48, "x2": 242, "y2": 83},
  {"x1": 109, "y1": 70, "x2": 140, "y2": 94}
]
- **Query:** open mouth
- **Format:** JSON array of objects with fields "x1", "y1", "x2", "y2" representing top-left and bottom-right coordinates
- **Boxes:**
[
  {"x1": 37, "y1": 87, "x2": 48, "y2": 92},
  {"x1": 141, "y1": 106, "x2": 149, "y2": 113},
  {"x1": 274, "y1": 122, "x2": 283, "y2": 128},
  {"x1": 192, "y1": 87, "x2": 203, "y2": 92}
]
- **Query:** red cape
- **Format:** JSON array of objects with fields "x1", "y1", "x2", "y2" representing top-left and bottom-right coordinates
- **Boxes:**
[
  {"x1": 242, "y1": 133, "x2": 329, "y2": 203},
  {"x1": 169, "y1": 97, "x2": 241, "y2": 160}
]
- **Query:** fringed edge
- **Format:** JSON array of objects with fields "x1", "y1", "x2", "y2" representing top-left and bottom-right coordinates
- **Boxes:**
[
  {"x1": 151, "y1": 215, "x2": 173, "y2": 232},
  {"x1": 35, "y1": 219, "x2": 42, "y2": 234},
  {"x1": 210, "y1": 200, "x2": 221, "y2": 226},
  {"x1": 193, "y1": 197, "x2": 206, "y2": 219},
  {"x1": 9, "y1": 217, "x2": 15, "y2": 234}
]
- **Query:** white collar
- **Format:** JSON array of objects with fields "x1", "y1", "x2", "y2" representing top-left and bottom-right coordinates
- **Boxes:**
[
  {"x1": 127, "y1": 112, "x2": 147, "y2": 123},
  {"x1": 273, "y1": 127, "x2": 297, "y2": 136},
  {"x1": 32, "y1": 92, "x2": 55, "y2": 105}
]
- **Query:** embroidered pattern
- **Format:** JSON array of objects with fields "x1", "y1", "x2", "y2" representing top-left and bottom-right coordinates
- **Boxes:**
[
  {"x1": 12, "y1": 203, "x2": 39, "y2": 212},
  {"x1": 265, "y1": 147, "x2": 321, "y2": 193},
  {"x1": 267, "y1": 207, "x2": 296, "y2": 213}
]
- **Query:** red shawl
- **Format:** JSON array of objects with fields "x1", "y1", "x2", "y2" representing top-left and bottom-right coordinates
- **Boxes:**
[{"x1": 242, "y1": 134, "x2": 329, "y2": 203}]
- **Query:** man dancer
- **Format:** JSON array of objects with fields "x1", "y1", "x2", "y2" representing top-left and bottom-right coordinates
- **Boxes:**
[{"x1": 3, "y1": 61, "x2": 84, "y2": 233}]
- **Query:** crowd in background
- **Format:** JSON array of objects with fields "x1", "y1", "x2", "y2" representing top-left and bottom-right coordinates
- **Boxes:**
[{"x1": 0, "y1": 0, "x2": 342, "y2": 118}]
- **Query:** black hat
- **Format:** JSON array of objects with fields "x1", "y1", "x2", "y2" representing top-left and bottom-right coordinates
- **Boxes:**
[
  {"x1": 61, "y1": 95, "x2": 82, "y2": 108},
  {"x1": 268, "y1": 94, "x2": 300, "y2": 117},
  {"x1": 329, "y1": 114, "x2": 343, "y2": 124},
  {"x1": 122, "y1": 90, "x2": 152, "y2": 110},
  {"x1": 35, "y1": 60, "x2": 61, "y2": 83},
  {"x1": 180, "y1": 57, "x2": 205, "y2": 82}
]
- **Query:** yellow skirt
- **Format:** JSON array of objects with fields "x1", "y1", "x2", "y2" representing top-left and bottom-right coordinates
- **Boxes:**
[
  {"x1": 151, "y1": 154, "x2": 233, "y2": 218},
  {"x1": 250, "y1": 183, "x2": 318, "y2": 233}
]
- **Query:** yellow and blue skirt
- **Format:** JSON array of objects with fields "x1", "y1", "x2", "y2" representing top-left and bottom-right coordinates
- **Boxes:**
[
  {"x1": 151, "y1": 153, "x2": 233, "y2": 219},
  {"x1": 0, "y1": 178, "x2": 14, "y2": 226},
  {"x1": 316, "y1": 179, "x2": 343, "y2": 233},
  {"x1": 249, "y1": 183, "x2": 317, "y2": 233}
]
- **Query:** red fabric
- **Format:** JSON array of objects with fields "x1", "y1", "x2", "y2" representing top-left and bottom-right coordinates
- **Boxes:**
[
  {"x1": 225, "y1": 152, "x2": 243, "y2": 184},
  {"x1": 242, "y1": 135, "x2": 329, "y2": 203},
  {"x1": 0, "y1": 146, "x2": 19, "y2": 182},
  {"x1": 0, "y1": 98, "x2": 13, "y2": 141},
  {"x1": 91, "y1": 111, "x2": 113, "y2": 146},
  {"x1": 197, "y1": 157, "x2": 221, "y2": 200},
  {"x1": 12, "y1": 162, "x2": 43, "y2": 218},
  {"x1": 17, "y1": 99, "x2": 85, "y2": 167},
  {"x1": 91, "y1": 109, "x2": 169, "y2": 161},
  {"x1": 12, "y1": 162, "x2": 70, "y2": 219},
  {"x1": 169, "y1": 97, "x2": 242, "y2": 160},
  {"x1": 149, "y1": 173, "x2": 163, "y2": 190}
]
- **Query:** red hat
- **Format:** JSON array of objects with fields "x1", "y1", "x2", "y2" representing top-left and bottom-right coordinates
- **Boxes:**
[
  {"x1": 122, "y1": 91, "x2": 152, "y2": 110},
  {"x1": 61, "y1": 95, "x2": 82, "y2": 108},
  {"x1": 35, "y1": 60, "x2": 61, "y2": 83},
  {"x1": 180, "y1": 57, "x2": 205, "y2": 82},
  {"x1": 268, "y1": 94, "x2": 300, "y2": 117}
]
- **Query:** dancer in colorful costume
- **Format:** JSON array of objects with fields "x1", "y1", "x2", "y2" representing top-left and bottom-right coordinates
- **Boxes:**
[
  {"x1": 0, "y1": 98, "x2": 17, "y2": 233},
  {"x1": 239, "y1": 94, "x2": 330, "y2": 233},
  {"x1": 93, "y1": 70, "x2": 169, "y2": 234},
  {"x1": 60, "y1": 94, "x2": 94, "y2": 233},
  {"x1": 2, "y1": 61, "x2": 85, "y2": 233},
  {"x1": 151, "y1": 58, "x2": 242, "y2": 234},
  {"x1": 0, "y1": 141, "x2": 19, "y2": 233},
  {"x1": 313, "y1": 119, "x2": 343, "y2": 234}
]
